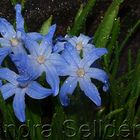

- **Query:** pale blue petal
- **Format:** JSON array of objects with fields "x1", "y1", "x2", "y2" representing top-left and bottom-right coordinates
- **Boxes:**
[
  {"x1": 0, "y1": 68, "x2": 18, "y2": 85},
  {"x1": 26, "y1": 81, "x2": 52, "y2": 99},
  {"x1": 27, "y1": 32, "x2": 43, "y2": 41},
  {"x1": 53, "y1": 42, "x2": 65, "y2": 53},
  {"x1": 79, "y1": 77, "x2": 101, "y2": 106},
  {"x1": 45, "y1": 24, "x2": 56, "y2": 44},
  {"x1": 0, "y1": 38, "x2": 11, "y2": 47},
  {"x1": 59, "y1": 77, "x2": 77, "y2": 106},
  {"x1": 0, "y1": 80, "x2": 2, "y2": 87},
  {"x1": 0, "y1": 83, "x2": 16, "y2": 100},
  {"x1": 11, "y1": 53, "x2": 40, "y2": 82},
  {"x1": 0, "y1": 18, "x2": 16, "y2": 39},
  {"x1": 15, "y1": 4, "x2": 24, "y2": 31},
  {"x1": 83, "y1": 44, "x2": 95, "y2": 57},
  {"x1": 80, "y1": 48, "x2": 108, "y2": 68},
  {"x1": 87, "y1": 68, "x2": 109, "y2": 91},
  {"x1": 38, "y1": 38, "x2": 52, "y2": 57},
  {"x1": 0, "y1": 47, "x2": 11, "y2": 65},
  {"x1": 87, "y1": 68, "x2": 108, "y2": 83},
  {"x1": 13, "y1": 88, "x2": 26, "y2": 122},
  {"x1": 23, "y1": 35, "x2": 39, "y2": 56},
  {"x1": 78, "y1": 34, "x2": 91, "y2": 45},
  {"x1": 67, "y1": 37, "x2": 77, "y2": 46},
  {"x1": 56, "y1": 65, "x2": 77, "y2": 76},
  {"x1": 45, "y1": 63, "x2": 60, "y2": 96},
  {"x1": 49, "y1": 53, "x2": 67, "y2": 67},
  {"x1": 62, "y1": 43, "x2": 80, "y2": 67}
]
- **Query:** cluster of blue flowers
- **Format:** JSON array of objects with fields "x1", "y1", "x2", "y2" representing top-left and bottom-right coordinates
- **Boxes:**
[{"x1": 0, "y1": 4, "x2": 108, "y2": 122}]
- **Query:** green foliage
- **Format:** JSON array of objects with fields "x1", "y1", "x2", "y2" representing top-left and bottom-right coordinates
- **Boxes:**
[
  {"x1": 40, "y1": 16, "x2": 53, "y2": 35},
  {"x1": 69, "y1": 0, "x2": 96, "y2": 35}
]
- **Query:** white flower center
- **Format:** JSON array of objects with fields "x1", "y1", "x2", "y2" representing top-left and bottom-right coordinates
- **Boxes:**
[
  {"x1": 10, "y1": 38, "x2": 19, "y2": 46},
  {"x1": 76, "y1": 42, "x2": 83, "y2": 51},
  {"x1": 76, "y1": 68, "x2": 85, "y2": 77},
  {"x1": 37, "y1": 55, "x2": 45, "y2": 64}
]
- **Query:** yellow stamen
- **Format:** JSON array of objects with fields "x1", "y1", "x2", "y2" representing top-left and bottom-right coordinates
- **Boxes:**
[
  {"x1": 76, "y1": 42, "x2": 83, "y2": 51},
  {"x1": 37, "y1": 55, "x2": 45, "y2": 64},
  {"x1": 10, "y1": 38, "x2": 19, "y2": 46},
  {"x1": 76, "y1": 68, "x2": 85, "y2": 77}
]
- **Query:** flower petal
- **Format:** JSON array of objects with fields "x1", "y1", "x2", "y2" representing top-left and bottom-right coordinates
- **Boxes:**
[
  {"x1": 38, "y1": 38, "x2": 52, "y2": 57},
  {"x1": 59, "y1": 77, "x2": 77, "y2": 106},
  {"x1": 0, "y1": 47, "x2": 11, "y2": 65},
  {"x1": 87, "y1": 68, "x2": 108, "y2": 83},
  {"x1": 0, "y1": 18, "x2": 16, "y2": 39},
  {"x1": 79, "y1": 77, "x2": 101, "y2": 106},
  {"x1": 80, "y1": 48, "x2": 108, "y2": 68},
  {"x1": 10, "y1": 53, "x2": 40, "y2": 82},
  {"x1": 78, "y1": 34, "x2": 91, "y2": 45},
  {"x1": 0, "y1": 68, "x2": 18, "y2": 85},
  {"x1": 45, "y1": 63, "x2": 60, "y2": 96},
  {"x1": 45, "y1": 24, "x2": 56, "y2": 44},
  {"x1": 23, "y1": 34, "x2": 39, "y2": 56},
  {"x1": 15, "y1": 4, "x2": 24, "y2": 31},
  {"x1": 49, "y1": 53, "x2": 67, "y2": 67},
  {"x1": 0, "y1": 38, "x2": 11, "y2": 47},
  {"x1": 53, "y1": 41, "x2": 65, "y2": 53},
  {"x1": 27, "y1": 32, "x2": 43, "y2": 41},
  {"x1": 26, "y1": 81, "x2": 52, "y2": 99},
  {"x1": 62, "y1": 43, "x2": 80, "y2": 67},
  {"x1": 13, "y1": 88, "x2": 26, "y2": 122},
  {"x1": 87, "y1": 68, "x2": 109, "y2": 91},
  {"x1": 0, "y1": 83, "x2": 16, "y2": 100}
]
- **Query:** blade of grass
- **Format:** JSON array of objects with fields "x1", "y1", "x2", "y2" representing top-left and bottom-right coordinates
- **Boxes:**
[
  {"x1": 69, "y1": 0, "x2": 96, "y2": 35},
  {"x1": 119, "y1": 20, "x2": 140, "y2": 52},
  {"x1": 40, "y1": 16, "x2": 53, "y2": 35},
  {"x1": 94, "y1": 0, "x2": 123, "y2": 48}
]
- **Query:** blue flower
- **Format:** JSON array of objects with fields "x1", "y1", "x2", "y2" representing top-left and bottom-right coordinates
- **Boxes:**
[
  {"x1": 22, "y1": 25, "x2": 67, "y2": 96},
  {"x1": 0, "y1": 4, "x2": 26, "y2": 64},
  {"x1": 59, "y1": 43, "x2": 108, "y2": 106},
  {"x1": 0, "y1": 54, "x2": 52, "y2": 122},
  {"x1": 53, "y1": 34, "x2": 94, "y2": 56},
  {"x1": 0, "y1": 4, "x2": 43, "y2": 65}
]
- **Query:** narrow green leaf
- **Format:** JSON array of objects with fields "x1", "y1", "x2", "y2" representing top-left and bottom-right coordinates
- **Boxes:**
[
  {"x1": 119, "y1": 20, "x2": 140, "y2": 52},
  {"x1": 94, "y1": 0, "x2": 123, "y2": 48},
  {"x1": 128, "y1": 49, "x2": 132, "y2": 72},
  {"x1": 10, "y1": 0, "x2": 17, "y2": 5},
  {"x1": 69, "y1": 0, "x2": 96, "y2": 35},
  {"x1": 105, "y1": 108, "x2": 124, "y2": 120},
  {"x1": 74, "y1": 4, "x2": 84, "y2": 24},
  {"x1": 107, "y1": 18, "x2": 120, "y2": 62},
  {"x1": 40, "y1": 16, "x2": 53, "y2": 35}
]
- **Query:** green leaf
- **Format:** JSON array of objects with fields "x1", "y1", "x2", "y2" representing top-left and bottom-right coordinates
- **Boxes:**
[
  {"x1": 105, "y1": 108, "x2": 124, "y2": 120},
  {"x1": 40, "y1": 16, "x2": 53, "y2": 35},
  {"x1": 94, "y1": 0, "x2": 123, "y2": 48},
  {"x1": 69, "y1": 0, "x2": 96, "y2": 35},
  {"x1": 119, "y1": 19, "x2": 140, "y2": 52},
  {"x1": 107, "y1": 18, "x2": 120, "y2": 62}
]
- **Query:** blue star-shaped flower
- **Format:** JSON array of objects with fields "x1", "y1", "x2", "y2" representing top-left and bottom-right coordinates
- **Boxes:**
[
  {"x1": 22, "y1": 25, "x2": 67, "y2": 96},
  {"x1": 0, "y1": 54, "x2": 52, "y2": 122},
  {"x1": 53, "y1": 34, "x2": 94, "y2": 56},
  {"x1": 59, "y1": 43, "x2": 108, "y2": 106},
  {"x1": 0, "y1": 4, "x2": 43, "y2": 65}
]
